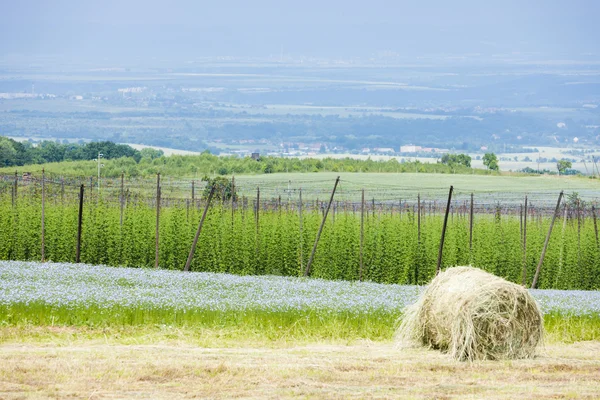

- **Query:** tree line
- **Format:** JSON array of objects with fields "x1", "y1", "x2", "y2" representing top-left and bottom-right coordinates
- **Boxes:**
[
  {"x1": 1, "y1": 148, "x2": 499, "y2": 179},
  {"x1": 0, "y1": 137, "x2": 145, "y2": 167}
]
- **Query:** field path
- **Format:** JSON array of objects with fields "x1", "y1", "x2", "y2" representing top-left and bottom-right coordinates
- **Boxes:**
[{"x1": 1, "y1": 340, "x2": 599, "y2": 399}]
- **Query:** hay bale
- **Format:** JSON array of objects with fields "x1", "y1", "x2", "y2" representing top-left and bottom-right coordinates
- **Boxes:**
[{"x1": 397, "y1": 266, "x2": 543, "y2": 361}]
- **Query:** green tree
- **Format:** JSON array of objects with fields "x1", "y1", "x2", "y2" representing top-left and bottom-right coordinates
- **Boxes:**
[
  {"x1": 140, "y1": 148, "x2": 165, "y2": 160},
  {"x1": 0, "y1": 137, "x2": 17, "y2": 166},
  {"x1": 556, "y1": 159, "x2": 572, "y2": 175},
  {"x1": 483, "y1": 153, "x2": 499, "y2": 171},
  {"x1": 441, "y1": 153, "x2": 471, "y2": 168},
  {"x1": 201, "y1": 176, "x2": 237, "y2": 201}
]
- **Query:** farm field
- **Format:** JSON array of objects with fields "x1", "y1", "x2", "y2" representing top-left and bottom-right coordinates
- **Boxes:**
[
  {"x1": 1, "y1": 261, "x2": 600, "y2": 399},
  {"x1": 230, "y1": 172, "x2": 600, "y2": 202},
  {"x1": 1, "y1": 340, "x2": 599, "y2": 399},
  {"x1": 1, "y1": 261, "x2": 599, "y2": 341},
  {"x1": 1, "y1": 174, "x2": 599, "y2": 290}
]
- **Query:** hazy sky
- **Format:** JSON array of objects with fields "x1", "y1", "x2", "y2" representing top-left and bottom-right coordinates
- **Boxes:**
[{"x1": 1, "y1": 0, "x2": 599, "y2": 63}]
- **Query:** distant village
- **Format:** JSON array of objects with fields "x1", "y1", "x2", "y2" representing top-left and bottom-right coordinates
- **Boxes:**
[{"x1": 217, "y1": 139, "x2": 452, "y2": 158}]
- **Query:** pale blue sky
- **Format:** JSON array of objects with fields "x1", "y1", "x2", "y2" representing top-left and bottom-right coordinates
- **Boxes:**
[{"x1": 1, "y1": 0, "x2": 598, "y2": 62}]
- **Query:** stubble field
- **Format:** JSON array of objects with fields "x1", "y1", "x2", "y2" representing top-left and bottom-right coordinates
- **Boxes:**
[{"x1": 1, "y1": 334, "x2": 599, "y2": 399}]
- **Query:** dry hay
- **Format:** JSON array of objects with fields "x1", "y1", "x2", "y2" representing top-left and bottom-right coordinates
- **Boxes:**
[{"x1": 396, "y1": 266, "x2": 543, "y2": 361}]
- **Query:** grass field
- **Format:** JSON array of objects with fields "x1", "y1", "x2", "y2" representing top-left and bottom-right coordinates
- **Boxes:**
[
  {"x1": 1, "y1": 261, "x2": 599, "y2": 398},
  {"x1": 1, "y1": 338, "x2": 599, "y2": 399},
  {"x1": 231, "y1": 172, "x2": 600, "y2": 203}
]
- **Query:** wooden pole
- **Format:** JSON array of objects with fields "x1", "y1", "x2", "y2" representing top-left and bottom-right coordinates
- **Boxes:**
[
  {"x1": 154, "y1": 173, "x2": 161, "y2": 269},
  {"x1": 120, "y1": 172, "x2": 124, "y2": 226},
  {"x1": 531, "y1": 191, "x2": 563, "y2": 289},
  {"x1": 305, "y1": 176, "x2": 340, "y2": 276},
  {"x1": 593, "y1": 206, "x2": 599, "y2": 248},
  {"x1": 13, "y1": 171, "x2": 17, "y2": 206},
  {"x1": 436, "y1": 186, "x2": 454, "y2": 275},
  {"x1": 255, "y1": 186, "x2": 260, "y2": 267},
  {"x1": 184, "y1": 185, "x2": 216, "y2": 272},
  {"x1": 41, "y1": 169, "x2": 45, "y2": 262},
  {"x1": 231, "y1": 176, "x2": 235, "y2": 227},
  {"x1": 417, "y1": 193, "x2": 421, "y2": 243},
  {"x1": 76, "y1": 184, "x2": 84, "y2": 263},
  {"x1": 256, "y1": 186, "x2": 260, "y2": 231},
  {"x1": 360, "y1": 188, "x2": 365, "y2": 281},
  {"x1": 299, "y1": 188, "x2": 304, "y2": 273},
  {"x1": 521, "y1": 195, "x2": 528, "y2": 285},
  {"x1": 577, "y1": 199, "x2": 582, "y2": 270},
  {"x1": 469, "y1": 193, "x2": 474, "y2": 251},
  {"x1": 191, "y1": 180, "x2": 195, "y2": 201}
]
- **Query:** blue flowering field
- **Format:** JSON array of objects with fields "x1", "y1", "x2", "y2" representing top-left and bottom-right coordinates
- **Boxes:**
[{"x1": 1, "y1": 261, "x2": 599, "y2": 341}]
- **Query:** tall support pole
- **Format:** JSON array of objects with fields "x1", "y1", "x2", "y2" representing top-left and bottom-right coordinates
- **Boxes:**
[
  {"x1": 184, "y1": 186, "x2": 216, "y2": 272},
  {"x1": 255, "y1": 186, "x2": 260, "y2": 266},
  {"x1": 360, "y1": 188, "x2": 365, "y2": 281},
  {"x1": 76, "y1": 184, "x2": 84, "y2": 263},
  {"x1": 521, "y1": 195, "x2": 528, "y2": 286},
  {"x1": 13, "y1": 171, "x2": 17, "y2": 207},
  {"x1": 298, "y1": 188, "x2": 304, "y2": 273},
  {"x1": 469, "y1": 193, "x2": 474, "y2": 252},
  {"x1": 305, "y1": 176, "x2": 340, "y2": 276},
  {"x1": 436, "y1": 186, "x2": 454, "y2": 275},
  {"x1": 417, "y1": 193, "x2": 421, "y2": 243},
  {"x1": 231, "y1": 176, "x2": 235, "y2": 227},
  {"x1": 532, "y1": 191, "x2": 563, "y2": 289},
  {"x1": 577, "y1": 198, "x2": 582, "y2": 272},
  {"x1": 120, "y1": 172, "x2": 124, "y2": 226},
  {"x1": 593, "y1": 206, "x2": 599, "y2": 248},
  {"x1": 256, "y1": 186, "x2": 260, "y2": 232},
  {"x1": 191, "y1": 180, "x2": 195, "y2": 201},
  {"x1": 41, "y1": 169, "x2": 46, "y2": 262},
  {"x1": 154, "y1": 173, "x2": 161, "y2": 269}
]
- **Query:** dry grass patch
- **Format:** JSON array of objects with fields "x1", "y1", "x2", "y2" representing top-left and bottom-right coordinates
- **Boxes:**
[{"x1": 0, "y1": 339, "x2": 599, "y2": 399}]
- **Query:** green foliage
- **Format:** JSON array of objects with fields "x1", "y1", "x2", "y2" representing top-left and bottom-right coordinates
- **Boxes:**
[
  {"x1": 483, "y1": 152, "x2": 499, "y2": 171},
  {"x1": 0, "y1": 136, "x2": 142, "y2": 167},
  {"x1": 1, "y1": 150, "x2": 494, "y2": 178},
  {"x1": 441, "y1": 153, "x2": 471, "y2": 168},
  {"x1": 0, "y1": 188, "x2": 598, "y2": 290},
  {"x1": 556, "y1": 159, "x2": 572, "y2": 175},
  {"x1": 201, "y1": 176, "x2": 237, "y2": 201},
  {"x1": 140, "y1": 148, "x2": 164, "y2": 160}
]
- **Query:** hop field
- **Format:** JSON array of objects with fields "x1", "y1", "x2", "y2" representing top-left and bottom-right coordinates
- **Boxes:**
[
  {"x1": 1, "y1": 193, "x2": 599, "y2": 290},
  {"x1": 1, "y1": 261, "x2": 599, "y2": 342}
]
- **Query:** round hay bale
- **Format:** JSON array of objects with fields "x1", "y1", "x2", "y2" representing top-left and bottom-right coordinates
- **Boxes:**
[{"x1": 396, "y1": 266, "x2": 543, "y2": 361}]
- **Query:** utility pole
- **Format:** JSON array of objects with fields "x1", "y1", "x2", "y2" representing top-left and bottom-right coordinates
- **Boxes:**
[{"x1": 97, "y1": 152, "x2": 104, "y2": 194}]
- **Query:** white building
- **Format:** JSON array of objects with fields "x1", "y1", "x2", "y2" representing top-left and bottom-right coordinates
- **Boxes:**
[{"x1": 400, "y1": 145, "x2": 421, "y2": 153}]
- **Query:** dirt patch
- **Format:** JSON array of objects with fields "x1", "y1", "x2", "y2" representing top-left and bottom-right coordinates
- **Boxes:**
[{"x1": 0, "y1": 341, "x2": 599, "y2": 399}]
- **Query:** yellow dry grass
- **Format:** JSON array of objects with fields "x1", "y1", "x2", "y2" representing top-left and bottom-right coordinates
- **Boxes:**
[{"x1": 0, "y1": 330, "x2": 599, "y2": 399}]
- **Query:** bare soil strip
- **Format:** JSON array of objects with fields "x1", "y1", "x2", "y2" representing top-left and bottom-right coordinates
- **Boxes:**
[{"x1": 1, "y1": 340, "x2": 599, "y2": 399}]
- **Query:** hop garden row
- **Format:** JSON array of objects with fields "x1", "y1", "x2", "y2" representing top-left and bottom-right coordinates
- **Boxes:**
[{"x1": 1, "y1": 188, "x2": 598, "y2": 290}]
